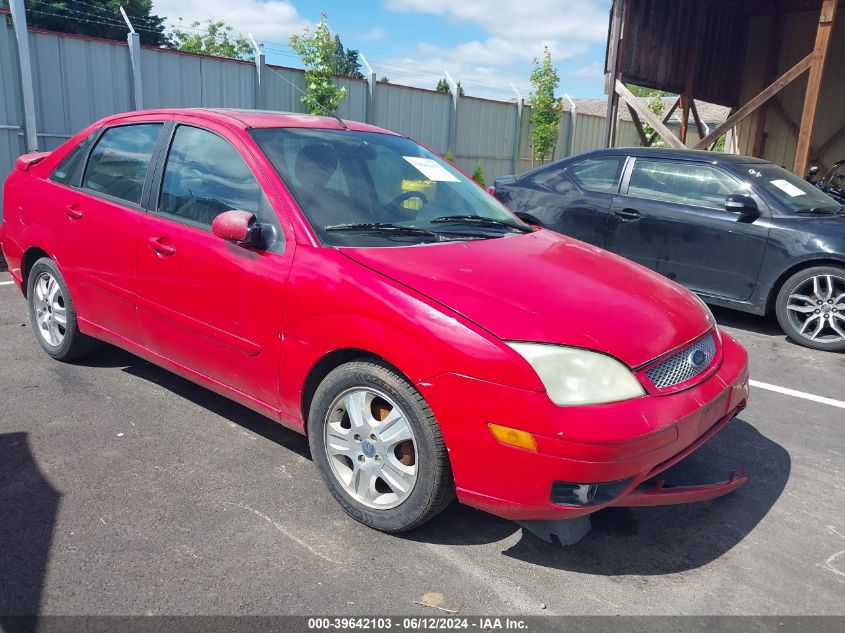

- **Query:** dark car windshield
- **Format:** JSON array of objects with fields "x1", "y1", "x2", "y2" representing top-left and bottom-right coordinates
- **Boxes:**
[
  {"x1": 739, "y1": 163, "x2": 841, "y2": 214},
  {"x1": 251, "y1": 128, "x2": 529, "y2": 246}
]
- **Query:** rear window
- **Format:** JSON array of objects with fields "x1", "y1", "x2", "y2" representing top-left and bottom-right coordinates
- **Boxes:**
[
  {"x1": 50, "y1": 132, "x2": 97, "y2": 186},
  {"x1": 82, "y1": 124, "x2": 163, "y2": 206}
]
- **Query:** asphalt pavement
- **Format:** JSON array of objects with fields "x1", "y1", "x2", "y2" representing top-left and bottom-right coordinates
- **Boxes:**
[{"x1": 1, "y1": 268, "x2": 843, "y2": 616}]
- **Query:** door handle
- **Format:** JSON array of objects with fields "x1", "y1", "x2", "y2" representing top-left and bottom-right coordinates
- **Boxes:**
[
  {"x1": 66, "y1": 204, "x2": 83, "y2": 220},
  {"x1": 614, "y1": 208, "x2": 642, "y2": 221},
  {"x1": 148, "y1": 236, "x2": 176, "y2": 256}
]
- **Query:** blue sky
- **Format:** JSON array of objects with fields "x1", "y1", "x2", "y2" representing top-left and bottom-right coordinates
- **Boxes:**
[{"x1": 151, "y1": 0, "x2": 611, "y2": 100}]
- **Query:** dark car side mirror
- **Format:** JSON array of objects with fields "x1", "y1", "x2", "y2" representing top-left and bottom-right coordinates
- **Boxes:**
[
  {"x1": 725, "y1": 194, "x2": 758, "y2": 215},
  {"x1": 212, "y1": 210, "x2": 262, "y2": 247},
  {"x1": 514, "y1": 211, "x2": 542, "y2": 227}
]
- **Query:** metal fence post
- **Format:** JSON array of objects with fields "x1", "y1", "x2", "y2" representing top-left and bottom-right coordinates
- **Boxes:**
[
  {"x1": 120, "y1": 7, "x2": 144, "y2": 110},
  {"x1": 248, "y1": 34, "x2": 265, "y2": 110},
  {"x1": 8, "y1": 0, "x2": 38, "y2": 152},
  {"x1": 360, "y1": 53, "x2": 376, "y2": 125},
  {"x1": 445, "y1": 71, "x2": 459, "y2": 155}
]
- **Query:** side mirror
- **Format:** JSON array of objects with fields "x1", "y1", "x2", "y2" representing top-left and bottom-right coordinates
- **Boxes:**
[
  {"x1": 514, "y1": 211, "x2": 542, "y2": 227},
  {"x1": 212, "y1": 210, "x2": 262, "y2": 246},
  {"x1": 725, "y1": 194, "x2": 758, "y2": 215}
]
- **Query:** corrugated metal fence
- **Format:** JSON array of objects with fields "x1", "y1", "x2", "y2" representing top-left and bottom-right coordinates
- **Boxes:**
[{"x1": 0, "y1": 23, "x2": 645, "y2": 208}]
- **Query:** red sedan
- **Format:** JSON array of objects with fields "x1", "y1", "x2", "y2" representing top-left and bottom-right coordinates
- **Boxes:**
[{"x1": 0, "y1": 109, "x2": 749, "y2": 536}]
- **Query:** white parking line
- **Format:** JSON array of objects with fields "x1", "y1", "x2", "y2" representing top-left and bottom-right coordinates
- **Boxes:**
[
  {"x1": 0, "y1": 280, "x2": 15, "y2": 286},
  {"x1": 751, "y1": 380, "x2": 845, "y2": 409}
]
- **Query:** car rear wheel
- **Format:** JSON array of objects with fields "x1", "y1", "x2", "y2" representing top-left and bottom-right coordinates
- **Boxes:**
[
  {"x1": 775, "y1": 265, "x2": 845, "y2": 351},
  {"x1": 308, "y1": 360, "x2": 455, "y2": 532},
  {"x1": 26, "y1": 258, "x2": 100, "y2": 361}
]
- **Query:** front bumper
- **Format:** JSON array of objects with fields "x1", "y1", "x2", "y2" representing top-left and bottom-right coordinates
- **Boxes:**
[{"x1": 417, "y1": 333, "x2": 750, "y2": 521}]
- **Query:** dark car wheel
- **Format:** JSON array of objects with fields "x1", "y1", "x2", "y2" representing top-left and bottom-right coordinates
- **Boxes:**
[
  {"x1": 775, "y1": 265, "x2": 845, "y2": 352},
  {"x1": 26, "y1": 257, "x2": 100, "y2": 361},
  {"x1": 308, "y1": 360, "x2": 455, "y2": 532}
]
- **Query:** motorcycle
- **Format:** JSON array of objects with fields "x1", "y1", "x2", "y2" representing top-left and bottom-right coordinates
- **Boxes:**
[{"x1": 806, "y1": 159, "x2": 845, "y2": 205}]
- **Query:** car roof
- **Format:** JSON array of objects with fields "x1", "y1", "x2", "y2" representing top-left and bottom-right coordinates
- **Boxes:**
[
  {"x1": 565, "y1": 146, "x2": 770, "y2": 165},
  {"x1": 100, "y1": 108, "x2": 398, "y2": 135}
]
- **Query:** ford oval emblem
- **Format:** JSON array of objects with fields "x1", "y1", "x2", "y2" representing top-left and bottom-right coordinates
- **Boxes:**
[{"x1": 688, "y1": 349, "x2": 708, "y2": 369}]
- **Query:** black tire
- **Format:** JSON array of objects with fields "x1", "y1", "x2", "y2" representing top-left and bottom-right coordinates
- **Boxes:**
[
  {"x1": 308, "y1": 360, "x2": 455, "y2": 532},
  {"x1": 26, "y1": 257, "x2": 100, "y2": 361},
  {"x1": 775, "y1": 265, "x2": 845, "y2": 352}
]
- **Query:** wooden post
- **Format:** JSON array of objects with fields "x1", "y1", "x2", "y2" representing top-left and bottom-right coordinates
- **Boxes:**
[
  {"x1": 679, "y1": 93, "x2": 691, "y2": 145},
  {"x1": 603, "y1": 0, "x2": 624, "y2": 148},
  {"x1": 794, "y1": 0, "x2": 838, "y2": 175}
]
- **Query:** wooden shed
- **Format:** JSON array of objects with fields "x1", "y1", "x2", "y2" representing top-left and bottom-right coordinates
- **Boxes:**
[{"x1": 604, "y1": 0, "x2": 844, "y2": 175}]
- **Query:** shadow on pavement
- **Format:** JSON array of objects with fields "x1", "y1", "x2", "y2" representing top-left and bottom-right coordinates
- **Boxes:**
[
  {"x1": 408, "y1": 418, "x2": 790, "y2": 575},
  {"x1": 75, "y1": 344, "x2": 312, "y2": 460},
  {"x1": 0, "y1": 433, "x2": 61, "y2": 627},
  {"x1": 70, "y1": 345, "x2": 790, "y2": 575}
]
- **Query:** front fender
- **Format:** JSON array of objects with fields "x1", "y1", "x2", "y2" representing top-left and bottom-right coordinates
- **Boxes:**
[{"x1": 278, "y1": 246, "x2": 543, "y2": 423}]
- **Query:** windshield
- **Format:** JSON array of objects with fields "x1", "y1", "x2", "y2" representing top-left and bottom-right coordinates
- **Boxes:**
[
  {"x1": 739, "y1": 163, "x2": 841, "y2": 214},
  {"x1": 251, "y1": 128, "x2": 529, "y2": 246}
]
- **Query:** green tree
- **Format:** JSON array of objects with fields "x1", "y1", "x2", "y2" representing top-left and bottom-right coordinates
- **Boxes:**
[
  {"x1": 332, "y1": 34, "x2": 363, "y2": 79},
  {"x1": 436, "y1": 77, "x2": 464, "y2": 97},
  {"x1": 378, "y1": 76, "x2": 390, "y2": 83},
  {"x1": 20, "y1": 0, "x2": 167, "y2": 45},
  {"x1": 289, "y1": 13, "x2": 347, "y2": 115},
  {"x1": 528, "y1": 46, "x2": 563, "y2": 163},
  {"x1": 443, "y1": 149, "x2": 455, "y2": 163},
  {"x1": 167, "y1": 19, "x2": 252, "y2": 60},
  {"x1": 471, "y1": 164, "x2": 485, "y2": 187}
]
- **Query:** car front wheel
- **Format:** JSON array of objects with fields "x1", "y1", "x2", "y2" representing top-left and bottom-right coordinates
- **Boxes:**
[
  {"x1": 775, "y1": 265, "x2": 845, "y2": 351},
  {"x1": 308, "y1": 360, "x2": 455, "y2": 532}
]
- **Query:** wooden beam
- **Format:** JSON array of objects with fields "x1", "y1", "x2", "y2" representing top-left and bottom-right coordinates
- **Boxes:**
[
  {"x1": 694, "y1": 53, "x2": 812, "y2": 150},
  {"x1": 679, "y1": 93, "x2": 691, "y2": 144},
  {"x1": 794, "y1": 0, "x2": 838, "y2": 175},
  {"x1": 689, "y1": 99, "x2": 706, "y2": 141},
  {"x1": 627, "y1": 103, "x2": 650, "y2": 146},
  {"x1": 603, "y1": 0, "x2": 624, "y2": 148},
  {"x1": 647, "y1": 97, "x2": 680, "y2": 146},
  {"x1": 615, "y1": 81, "x2": 686, "y2": 149}
]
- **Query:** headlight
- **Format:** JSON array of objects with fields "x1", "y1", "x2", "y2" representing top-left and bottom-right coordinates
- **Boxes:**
[{"x1": 507, "y1": 343, "x2": 645, "y2": 406}]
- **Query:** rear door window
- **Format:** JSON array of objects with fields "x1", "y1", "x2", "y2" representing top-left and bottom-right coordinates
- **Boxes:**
[
  {"x1": 568, "y1": 157, "x2": 625, "y2": 193},
  {"x1": 82, "y1": 124, "x2": 163, "y2": 205}
]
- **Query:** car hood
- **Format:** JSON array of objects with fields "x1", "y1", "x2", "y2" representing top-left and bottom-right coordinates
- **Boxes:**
[{"x1": 339, "y1": 230, "x2": 713, "y2": 368}]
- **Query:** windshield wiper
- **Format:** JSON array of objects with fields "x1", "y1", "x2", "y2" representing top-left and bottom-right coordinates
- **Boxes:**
[
  {"x1": 430, "y1": 215, "x2": 534, "y2": 233},
  {"x1": 795, "y1": 206, "x2": 844, "y2": 215},
  {"x1": 325, "y1": 222, "x2": 444, "y2": 239}
]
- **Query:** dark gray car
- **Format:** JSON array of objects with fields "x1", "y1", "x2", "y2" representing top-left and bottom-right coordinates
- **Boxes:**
[{"x1": 493, "y1": 148, "x2": 845, "y2": 352}]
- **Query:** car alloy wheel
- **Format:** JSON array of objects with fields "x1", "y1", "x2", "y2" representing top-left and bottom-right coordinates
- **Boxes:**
[
  {"x1": 323, "y1": 387, "x2": 418, "y2": 510},
  {"x1": 32, "y1": 271, "x2": 67, "y2": 347},
  {"x1": 785, "y1": 273, "x2": 845, "y2": 343}
]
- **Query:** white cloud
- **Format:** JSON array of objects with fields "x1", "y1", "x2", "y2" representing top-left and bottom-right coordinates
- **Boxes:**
[
  {"x1": 379, "y1": 0, "x2": 608, "y2": 98},
  {"x1": 357, "y1": 26, "x2": 386, "y2": 41},
  {"x1": 152, "y1": 0, "x2": 309, "y2": 43},
  {"x1": 386, "y1": 0, "x2": 608, "y2": 43}
]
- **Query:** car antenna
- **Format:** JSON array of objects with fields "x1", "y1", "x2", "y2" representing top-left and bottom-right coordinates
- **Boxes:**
[{"x1": 263, "y1": 64, "x2": 347, "y2": 129}]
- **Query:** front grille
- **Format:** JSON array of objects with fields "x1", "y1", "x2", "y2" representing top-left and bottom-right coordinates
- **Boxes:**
[{"x1": 645, "y1": 332, "x2": 717, "y2": 389}]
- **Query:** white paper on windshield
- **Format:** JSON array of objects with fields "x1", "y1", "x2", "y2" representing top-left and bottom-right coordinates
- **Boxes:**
[
  {"x1": 403, "y1": 156, "x2": 460, "y2": 182},
  {"x1": 770, "y1": 179, "x2": 806, "y2": 198}
]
